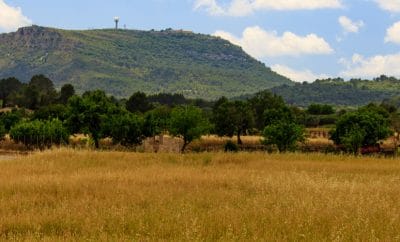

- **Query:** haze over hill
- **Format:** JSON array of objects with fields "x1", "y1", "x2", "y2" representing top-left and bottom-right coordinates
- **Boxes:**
[{"x1": 0, "y1": 25, "x2": 291, "y2": 99}]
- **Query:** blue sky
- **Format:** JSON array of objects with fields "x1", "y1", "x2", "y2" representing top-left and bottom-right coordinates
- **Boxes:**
[{"x1": 1, "y1": 0, "x2": 400, "y2": 82}]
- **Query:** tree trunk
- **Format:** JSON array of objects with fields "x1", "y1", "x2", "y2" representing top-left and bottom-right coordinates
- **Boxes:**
[
  {"x1": 94, "y1": 137, "x2": 100, "y2": 149},
  {"x1": 181, "y1": 141, "x2": 188, "y2": 153},
  {"x1": 395, "y1": 133, "x2": 399, "y2": 157},
  {"x1": 237, "y1": 130, "x2": 243, "y2": 145}
]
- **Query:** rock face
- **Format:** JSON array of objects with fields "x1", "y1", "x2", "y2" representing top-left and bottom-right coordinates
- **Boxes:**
[
  {"x1": 0, "y1": 26, "x2": 292, "y2": 99},
  {"x1": 0, "y1": 26, "x2": 77, "y2": 51},
  {"x1": 1, "y1": 26, "x2": 60, "y2": 50}
]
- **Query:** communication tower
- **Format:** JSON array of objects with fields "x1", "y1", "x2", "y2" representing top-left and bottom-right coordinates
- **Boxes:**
[{"x1": 114, "y1": 17, "x2": 119, "y2": 30}]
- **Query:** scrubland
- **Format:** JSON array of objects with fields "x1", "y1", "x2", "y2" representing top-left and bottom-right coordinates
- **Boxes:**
[{"x1": 0, "y1": 149, "x2": 400, "y2": 241}]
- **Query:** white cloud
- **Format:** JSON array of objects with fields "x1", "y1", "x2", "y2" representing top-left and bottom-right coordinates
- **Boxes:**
[
  {"x1": 375, "y1": 0, "x2": 400, "y2": 12},
  {"x1": 194, "y1": 0, "x2": 343, "y2": 16},
  {"x1": 340, "y1": 53, "x2": 400, "y2": 78},
  {"x1": 385, "y1": 21, "x2": 400, "y2": 44},
  {"x1": 193, "y1": 0, "x2": 225, "y2": 16},
  {"x1": 271, "y1": 64, "x2": 329, "y2": 82},
  {"x1": 0, "y1": 0, "x2": 31, "y2": 32},
  {"x1": 338, "y1": 16, "x2": 364, "y2": 33},
  {"x1": 214, "y1": 26, "x2": 333, "y2": 58}
]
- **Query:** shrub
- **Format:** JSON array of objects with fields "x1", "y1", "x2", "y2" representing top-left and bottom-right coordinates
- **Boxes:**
[
  {"x1": 10, "y1": 119, "x2": 69, "y2": 149},
  {"x1": 0, "y1": 109, "x2": 25, "y2": 131},
  {"x1": 224, "y1": 140, "x2": 239, "y2": 152}
]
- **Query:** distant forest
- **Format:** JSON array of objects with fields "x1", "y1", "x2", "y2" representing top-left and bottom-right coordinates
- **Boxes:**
[{"x1": 268, "y1": 75, "x2": 400, "y2": 107}]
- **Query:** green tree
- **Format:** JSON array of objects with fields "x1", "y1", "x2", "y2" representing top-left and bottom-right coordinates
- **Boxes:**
[
  {"x1": 263, "y1": 105, "x2": 294, "y2": 126},
  {"x1": 126, "y1": 92, "x2": 153, "y2": 114},
  {"x1": 148, "y1": 93, "x2": 188, "y2": 107},
  {"x1": 249, "y1": 90, "x2": 285, "y2": 130},
  {"x1": 143, "y1": 105, "x2": 171, "y2": 138},
  {"x1": 389, "y1": 112, "x2": 400, "y2": 156},
  {"x1": 6, "y1": 75, "x2": 58, "y2": 110},
  {"x1": 0, "y1": 109, "x2": 26, "y2": 131},
  {"x1": 358, "y1": 103, "x2": 389, "y2": 119},
  {"x1": 262, "y1": 121, "x2": 305, "y2": 152},
  {"x1": 18, "y1": 86, "x2": 40, "y2": 110},
  {"x1": 307, "y1": 104, "x2": 335, "y2": 115},
  {"x1": 59, "y1": 84, "x2": 75, "y2": 104},
  {"x1": 32, "y1": 104, "x2": 68, "y2": 121},
  {"x1": 66, "y1": 90, "x2": 120, "y2": 148},
  {"x1": 212, "y1": 98, "x2": 236, "y2": 138},
  {"x1": 231, "y1": 101, "x2": 254, "y2": 145},
  {"x1": 28, "y1": 75, "x2": 58, "y2": 108},
  {"x1": 105, "y1": 112, "x2": 144, "y2": 147},
  {"x1": 0, "y1": 77, "x2": 24, "y2": 106},
  {"x1": 341, "y1": 126, "x2": 366, "y2": 155},
  {"x1": 212, "y1": 99, "x2": 254, "y2": 145},
  {"x1": 169, "y1": 105, "x2": 210, "y2": 153},
  {"x1": 330, "y1": 107, "x2": 392, "y2": 152}
]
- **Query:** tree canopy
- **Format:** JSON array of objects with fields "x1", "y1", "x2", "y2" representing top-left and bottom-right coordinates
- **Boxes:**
[
  {"x1": 330, "y1": 105, "x2": 392, "y2": 153},
  {"x1": 169, "y1": 105, "x2": 210, "y2": 152}
]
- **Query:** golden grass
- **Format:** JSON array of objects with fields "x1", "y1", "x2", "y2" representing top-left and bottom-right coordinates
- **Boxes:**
[
  {"x1": 194, "y1": 135, "x2": 262, "y2": 145},
  {"x1": 304, "y1": 137, "x2": 334, "y2": 147},
  {"x1": 189, "y1": 135, "x2": 263, "y2": 152},
  {"x1": 0, "y1": 150, "x2": 400, "y2": 240}
]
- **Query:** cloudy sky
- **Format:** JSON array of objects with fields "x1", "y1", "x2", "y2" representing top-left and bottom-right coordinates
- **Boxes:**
[{"x1": 1, "y1": 0, "x2": 400, "y2": 82}]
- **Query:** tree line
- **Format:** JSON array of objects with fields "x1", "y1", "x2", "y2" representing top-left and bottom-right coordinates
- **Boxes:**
[
  {"x1": 269, "y1": 76, "x2": 400, "y2": 107},
  {"x1": 0, "y1": 75, "x2": 398, "y2": 154}
]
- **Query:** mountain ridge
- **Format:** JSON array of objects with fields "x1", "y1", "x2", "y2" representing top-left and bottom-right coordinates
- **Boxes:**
[{"x1": 0, "y1": 25, "x2": 292, "y2": 99}]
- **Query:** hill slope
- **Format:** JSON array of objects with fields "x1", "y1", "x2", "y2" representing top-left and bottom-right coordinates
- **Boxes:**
[
  {"x1": 0, "y1": 26, "x2": 291, "y2": 99},
  {"x1": 270, "y1": 77, "x2": 400, "y2": 107}
]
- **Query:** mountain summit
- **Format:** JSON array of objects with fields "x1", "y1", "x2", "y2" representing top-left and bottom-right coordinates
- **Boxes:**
[{"x1": 0, "y1": 26, "x2": 291, "y2": 99}]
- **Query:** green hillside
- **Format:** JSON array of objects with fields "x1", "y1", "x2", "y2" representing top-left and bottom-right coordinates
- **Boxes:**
[
  {"x1": 270, "y1": 76, "x2": 400, "y2": 107},
  {"x1": 0, "y1": 26, "x2": 291, "y2": 99}
]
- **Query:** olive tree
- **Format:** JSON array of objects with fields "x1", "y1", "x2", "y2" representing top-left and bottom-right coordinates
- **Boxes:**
[
  {"x1": 330, "y1": 107, "x2": 392, "y2": 154},
  {"x1": 262, "y1": 121, "x2": 305, "y2": 152},
  {"x1": 169, "y1": 105, "x2": 210, "y2": 153}
]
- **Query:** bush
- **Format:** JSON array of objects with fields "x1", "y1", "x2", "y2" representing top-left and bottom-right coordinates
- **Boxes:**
[
  {"x1": 10, "y1": 119, "x2": 69, "y2": 149},
  {"x1": 224, "y1": 140, "x2": 239, "y2": 152},
  {"x1": 0, "y1": 109, "x2": 25, "y2": 131}
]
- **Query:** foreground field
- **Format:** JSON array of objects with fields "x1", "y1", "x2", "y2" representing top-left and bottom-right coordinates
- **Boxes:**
[{"x1": 1, "y1": 150, "x2": 400, "y2": 240}]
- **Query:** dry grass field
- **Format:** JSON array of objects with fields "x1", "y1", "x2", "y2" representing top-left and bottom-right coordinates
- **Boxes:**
[{"x1": 1, "y1": 150, "x2": 400, "y2": 241}]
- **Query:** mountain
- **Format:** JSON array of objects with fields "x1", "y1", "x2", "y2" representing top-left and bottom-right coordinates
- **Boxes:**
[
  {"x1": 0, "y1": 25, "x2": 291, "y2": 100},
  {"x1": 270, "y1": 76, "x2": 400, "y2": 107}
]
